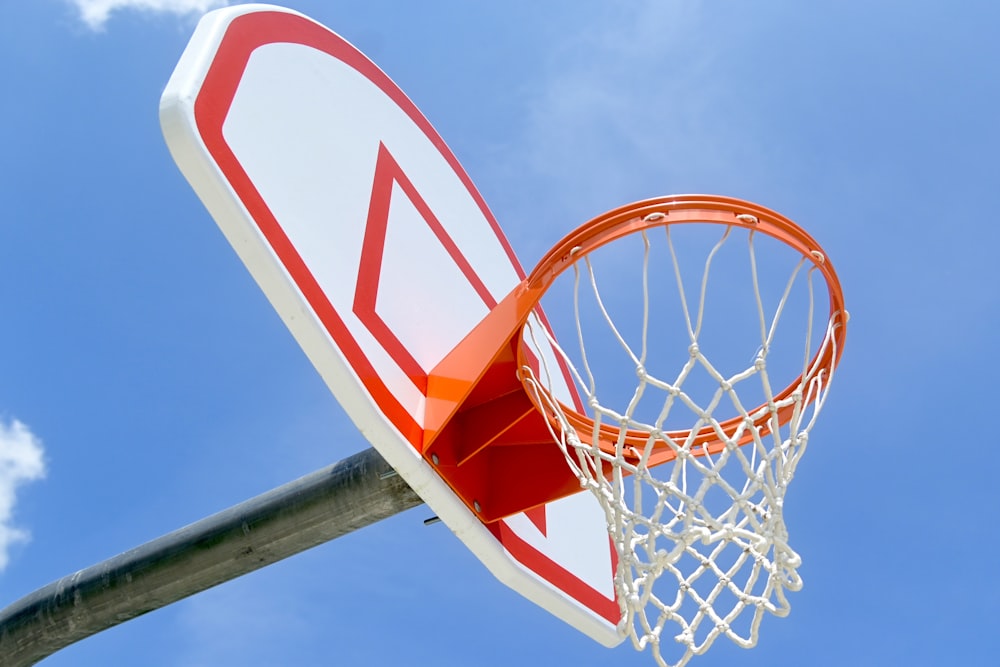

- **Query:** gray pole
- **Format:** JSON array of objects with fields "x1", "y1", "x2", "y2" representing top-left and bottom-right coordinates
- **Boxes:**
[{"x1": 0, "y1": 447, "x2": 423, "y2": 667}]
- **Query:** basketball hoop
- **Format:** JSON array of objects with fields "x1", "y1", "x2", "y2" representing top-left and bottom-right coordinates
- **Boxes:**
[
  {"x1": 421, "y1": 194, "x2": 845, "y2": 665},
  {"x1": 516, "y1": 195, "x2": 847, "y2": 665},
  {"x1": 160, "y1": 5, "x2": 848, "y2": 659}
]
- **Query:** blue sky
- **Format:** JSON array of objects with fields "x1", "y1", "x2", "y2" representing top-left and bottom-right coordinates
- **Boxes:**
[{"x1": 1, "y1": 1, "x2": 998, "y2": 666}]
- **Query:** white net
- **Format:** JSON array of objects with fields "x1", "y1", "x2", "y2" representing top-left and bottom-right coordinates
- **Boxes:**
[{"x1": 520, "y1": 214, "x2": 845, "y2": 667}]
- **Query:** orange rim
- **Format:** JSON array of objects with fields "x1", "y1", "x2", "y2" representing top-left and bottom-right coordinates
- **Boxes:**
[{"x1": 519, "y1": 195, "x2": 847, "y2": 466}]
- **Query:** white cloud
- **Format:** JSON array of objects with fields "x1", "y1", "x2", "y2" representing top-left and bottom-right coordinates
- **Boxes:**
[
  {"x1": 0, "y1": 418, "x2": 46, "y2": 571},
  {"x1": 69, "y1": 0, "x2": 229, "y2": 30}
]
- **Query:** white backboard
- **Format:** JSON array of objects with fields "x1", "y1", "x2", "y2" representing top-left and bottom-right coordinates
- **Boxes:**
[{"x1": 160, "y1": 4, "x2": 620, "y2": 645}]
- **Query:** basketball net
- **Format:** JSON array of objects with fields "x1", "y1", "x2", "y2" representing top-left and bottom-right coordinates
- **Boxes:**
[{"x1": 518, "y1": 202, "x2": 846, "y2": 667}]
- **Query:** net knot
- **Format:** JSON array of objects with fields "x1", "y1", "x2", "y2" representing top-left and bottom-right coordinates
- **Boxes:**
[{"x1": 657, "y1": 548, "x2": 683, "y2": 566}]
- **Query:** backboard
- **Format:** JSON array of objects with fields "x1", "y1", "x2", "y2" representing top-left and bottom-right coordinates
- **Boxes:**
[{"x1": 160, "y1": 4, "x2": 620, "y2": 646}]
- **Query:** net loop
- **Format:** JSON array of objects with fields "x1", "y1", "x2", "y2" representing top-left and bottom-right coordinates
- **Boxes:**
[{"x1": 518, "y1": 196, "x2": 846, "y2": 667}]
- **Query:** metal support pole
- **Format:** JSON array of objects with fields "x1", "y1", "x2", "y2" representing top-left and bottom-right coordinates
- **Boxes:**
[{"x1": 0, "y1": 447, "x2": 423, "y2": 667}]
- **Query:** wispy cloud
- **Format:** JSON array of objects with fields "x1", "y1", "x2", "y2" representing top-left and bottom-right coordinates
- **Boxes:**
[
  {"x1": 69, "y1": 0, "x2": 229, "y2": 30},
  {"x1": 500, "y1": 1, "x2": 758, "y2": 225},
  {"x1": 0, "y1": 418, "x2": 46, "y2": 572}
]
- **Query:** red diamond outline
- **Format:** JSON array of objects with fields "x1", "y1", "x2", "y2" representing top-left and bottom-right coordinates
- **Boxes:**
[{"x1": 353, "y1": 142, "x2": 498, "y2": 395}]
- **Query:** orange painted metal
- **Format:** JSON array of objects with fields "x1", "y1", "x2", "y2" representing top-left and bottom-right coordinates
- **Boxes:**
[{"x1": 421, "y1": 195, "x2": 847, "y2": 522}]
